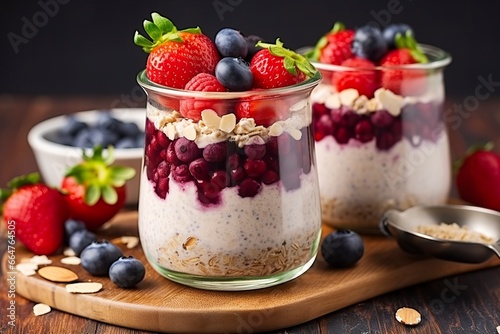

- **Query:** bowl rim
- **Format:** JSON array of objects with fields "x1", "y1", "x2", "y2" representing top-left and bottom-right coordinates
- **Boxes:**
[{"x1": 27, "y1": 108, "x2": 145, "y2": 160}]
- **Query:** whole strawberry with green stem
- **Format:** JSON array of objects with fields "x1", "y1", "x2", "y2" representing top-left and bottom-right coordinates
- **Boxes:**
[
  {"x1": 237, "y1": 39, "x2": 317, "y2": 126},
  {"x1": 134, "y1": 13, "x2": 220, "y2": 89},
  {"x1": 61, "y1": 146, "x2": 136, "y2": 231},
  {"x1": 455, "y1": 142, "x2": 500, "y2": 211},
  {"x1": 379, "y1": 31, "x2": 429, "y2": 95},
  {"x1": 1, "y1": 173, "x2": 68, "y2": 255},
  {"x1": 307, "y1": 22, "x2": 354, "y2": 65}
]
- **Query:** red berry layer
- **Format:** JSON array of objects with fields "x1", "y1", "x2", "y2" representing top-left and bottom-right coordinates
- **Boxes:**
[
  {"x1": 312, "y1": 101, "x2": 444, "y2": 150},
  {"x1": 144, "y1": 118, "x2": 315, "y2": 205}
]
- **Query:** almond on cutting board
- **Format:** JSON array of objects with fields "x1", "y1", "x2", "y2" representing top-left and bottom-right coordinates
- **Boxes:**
[{"x1": 37, "y1": 266, "x2": 78, "y2": 283}]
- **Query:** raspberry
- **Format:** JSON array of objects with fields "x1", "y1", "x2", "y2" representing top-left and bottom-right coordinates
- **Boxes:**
[
  {"x1": 333, "y1": 57, "x2": 378, "y2": 98},
  {"x1": 243, "y1": 159, "x2": 267, "y2": 178},
  {"x1": 189, "y1": 158, "x2": 210, "y2": 181},
  {"x1": 354, "y1": 119, "x2": 374, "y2": 143},
  {"x1": 238, "y1": 178, "x2": 261, "y2": 198},
  {"x1": 319, "y1": 29, "x2": 355, "y2": 65},
  {"x1": 244, "y1": 144, "x2": 266, "y2": 160},
  {"x1": 203, "y1": 142, "x2": 227, "y2": 162},
  {"x1": 262, "y1": 170, "x2": 279, "y2": 185},
  {"x1": 171, "y1": 164, "x2": 193, "y2": 183},
  {"x1": 334, "y1": 127, "x2": 352, "y2": 144}
]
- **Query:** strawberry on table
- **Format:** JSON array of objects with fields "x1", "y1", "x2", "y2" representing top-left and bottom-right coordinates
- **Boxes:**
[
  {"x1": 455, "y1": 143, "x2": 500, "y2": 211},
  {"x1": 379, "y1": 32, "x2": 428, "y2": 95},
  {"x1": 308, "y1": 22, "x2": 354, "y2": 65},
  {"x1": 61, "y1": 146, "x2": 136, "y2": 231},
  {"x1": 1, "y1": 173, "x2": 68, "y2": 255},
  {"x1": 133, "y1": 13, "x2": 220, "y2": 89}
]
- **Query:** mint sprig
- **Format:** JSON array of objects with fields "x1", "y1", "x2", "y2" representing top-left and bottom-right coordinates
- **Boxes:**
[{"x1": 256, "y1": 39, "x2": 317, "y2": 78}]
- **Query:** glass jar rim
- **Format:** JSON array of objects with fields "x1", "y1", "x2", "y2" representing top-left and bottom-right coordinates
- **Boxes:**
[
  {"x1": 136, "y1": 70, "x2": 322, "y2": 99},
  {"x1": 298, "y1": 44, "x2": 452, "y2": 71}
]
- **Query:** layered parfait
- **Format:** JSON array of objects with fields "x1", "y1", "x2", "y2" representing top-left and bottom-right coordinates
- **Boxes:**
[
  {"x1": 306, "y1": 23, "x2": 452, "y2": 233},
  {"x1": 134, "y1": 14, "x2": 322, "y2": 289}
]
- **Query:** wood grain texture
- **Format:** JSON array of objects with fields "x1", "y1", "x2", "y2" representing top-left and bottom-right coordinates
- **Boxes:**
[{"x1": 2, "y1": 211, "x2": 498, "y2": 334}]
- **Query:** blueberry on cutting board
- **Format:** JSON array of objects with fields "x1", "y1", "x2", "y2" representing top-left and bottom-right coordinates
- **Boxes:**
[{"x1": 321, "y1": 229, "x2": 364, "y2": 267}]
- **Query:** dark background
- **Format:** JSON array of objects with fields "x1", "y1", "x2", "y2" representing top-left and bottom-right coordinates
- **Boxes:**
[{"x1": 1, "y1": 0, "x2": 499, "y2": 99}]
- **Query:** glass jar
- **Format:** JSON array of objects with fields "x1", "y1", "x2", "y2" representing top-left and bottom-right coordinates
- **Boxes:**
[
  {"x1": 309, "y1": 45, "x2": 452, "y2": 233},
  {"x1": 137, "y1": 70, "x2": 322, "y2": 290}
]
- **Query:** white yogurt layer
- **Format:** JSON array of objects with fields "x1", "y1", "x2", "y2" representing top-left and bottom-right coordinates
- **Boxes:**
[
  {"x1": 316, "y1": 133, "x2": 451, "y2": 232},
  {"x1": 138, "y1": 169, "x2": 322, "y2": 277}
]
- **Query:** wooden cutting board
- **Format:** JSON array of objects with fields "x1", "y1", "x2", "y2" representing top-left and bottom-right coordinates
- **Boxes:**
[{"x1": 2, "y1": 210, "x2": 499, "y2": 333}]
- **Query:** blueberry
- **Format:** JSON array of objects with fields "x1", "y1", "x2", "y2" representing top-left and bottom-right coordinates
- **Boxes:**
[
  {"x1": 215, "y1": 28, "x2": 248, "y2": 58},
  {"x1": 244, "y1": 35, "x2": 264, "y2": 62},
  {"x1": 135, "y1": 134, "x2": 145, "y2": 148},
  {"x1": 64, "y1": 219, "x2": 86, "y2": 237},
  {"x1": 352, "y1": 25, "x2": 387, "y2": 62},
  {"x1": 117, "y1": 121, "x2": 140, "y2": 137},
  {"x1": 109, "y1": 256, "x2": 146, "y2": 288},
  {"x1": 215, "y1": 57, "x2": 253, "y2": 91},
  {"x1": 80, "y1": 240, "x2": 123, "y2": 276},
  {"x1": 115, "y1": 137, "x2": 137, "y2": 149},
  {"x1": 69, "y1": 230, "x2": 96, "y2": 256},
  {"x1": 73, "y1": 128, "x2": 94, "y2": 148},
  {"x1": 321, "y1": 229, "x2": 364, "y2": 267},
  {"x1": 383, "y1": 23, "x2": 413, "y2": 49},
  {"x1": 60, "y1": 115, "x2": 88, "y2": 137},
  {"x1": 96, "y1": 112, "x2": 121, "y2": 132}
]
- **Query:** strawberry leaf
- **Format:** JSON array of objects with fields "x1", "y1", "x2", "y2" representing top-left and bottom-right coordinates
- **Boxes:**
[
  {"x1": 102, "y1": 184, "x2": 118, "y2": 205},
  {"x1": 284, "y1": 57, "x2": 297, "y2": 76},
  {"x1": 144, "y1": 20, "x2": 162, "y2": 41},
  {"x1": 85, "y1": 183, "x2": 100, "y2": 206},
  {"x1": 395, "y1": 31, "x2": 428, "y2": 64},
  {"x1": 453, "y1": 142, "x2": 495, "y2": 175},
  {"x1": 151, "y1": 12, "x2": 174, "y2": 34},
  {"x1": 7, "y1": 172, "x2": 41, "y2": 190},
  {"x1": 110, "y1": 166, "x2": 136, "y2": 180},
  {"x1": 331, "y1": 22, "x2": 345, "y2": 34}
]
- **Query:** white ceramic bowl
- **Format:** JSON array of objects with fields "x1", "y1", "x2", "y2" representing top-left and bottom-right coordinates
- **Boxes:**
[{"x1": 27, "y1": 108, "x2": 145, "y2": 205}]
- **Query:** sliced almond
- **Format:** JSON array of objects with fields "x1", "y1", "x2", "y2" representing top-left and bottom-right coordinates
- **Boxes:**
[
  {"x1": 339, "y1": 88, "x2": 359, "y2": 106},
  {"x1": 166, "y1": 123, "x2": 176, "y2": 141},
  {"x1": 269, "y1": 123, "x2": 284, "y2": 137},
  {"x1": 29, "y1": 255, "x2": 52, "y2": 265},
  {"x1": 496, "y1": 325, "x2": 500, "y2": 334},
  {"x1": 66, "y1": 282, "x2": 103, "y2": 294},
  {"x1": 182, "y1": 124, "x2": 197, "y2": 141},
  {"x1": 219, "y1": 113, "x2": 236, "y2": 133},
  {"x1": 201, "y1": 109, "x2": 221, "y2": 129},
  {"x1": 38, "y1": 266, "x2": 78, "y2": 283},
  {"x1": 33, "y1": 303, "x2": 51, "y2": 316},
  {"x1": 395, "y1": 307, "x2": 421, "y2": 326},
  {"x1": 16, "y1": 262, "x2": 38, "y2": 272},
  {"x1": 122, "y1": 236, "x2": 140, "y2": 249},
  {"x1": 325, "y1": 93, "x2": 341, "y2": 109},
  {"x1": 63, "y1": 247, "x2": 76, "y2": 257},
  {"x1": 375, "y1": 88, "x2": 404, "y2": 116},
  {"x1": 60, "y1": 256, "x2": 82, "y2": 266},
  {"x1": 19, "y1": 269, "x2": 37, "y2": 276},
  {"x1": 287, "y1": 128, "x2": 302, "y2": 141}
]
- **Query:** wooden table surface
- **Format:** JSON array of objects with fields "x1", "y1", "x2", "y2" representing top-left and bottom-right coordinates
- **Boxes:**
[{"x1": 1, "y1": 94, "x2": 500, "y2": 334}]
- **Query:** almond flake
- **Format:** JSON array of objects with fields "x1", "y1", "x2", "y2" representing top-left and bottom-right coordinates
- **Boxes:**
[
  {"x1": 182, "y1": 124, "x2": 197, "y2": 141},
  {"x1": 287, "y1": 128, "x2": 302, "y2": 141},
  {"x1": 66, "y1": 282, "x2": 103, "y2": 294},
  {"x1": 63, "y1": 247, "x2": 76, "y2": 257},
  {"x1": 201, "y1": 109, "x2": 221, "y2": 129},
  {"x1": 16, "y1": 262, "x2": 38, "y2": 272},
  {"x1": 269, "y1": 123, "x2": 284, "y2": 137},
  {"x1": 395, "y1": 307, "x2": 421, "y2": 326},
  {"x1": 38, "y1": 266, "x2": 79, "y2": 283},
  {"x1": 33, "y1": 303, "x2": 51, "y2": 316},
  {"x1": 325, "y1": 93, "x2": 341, "y2": 109},
  {"x1": 19, "y1": 269, "x2": 37, "y2": 276},
  {"x1": 496, "y1": 325, "x2": 500, "y2": 334},
  {"x1": 30, "y1": 255, "x2": 52, "y2": 265},
  {"x1": 339, "y1": 88, "x2": 359, "y2": 106},
  {"x1": 60, "y1": 256, "x2": 81, "y2": 266},
  {"x1": 375, "y1": 88, "x2": 404, "y2": 116},
  {"x1": 121, "y1": 236, "x2": 139, "y2": 249},
  {"x1": 219, "y1": 113, "x2": 236, "y2": 133},
  {"x1": 166, "y1": 123, "x2": 176, "y2": 140}
]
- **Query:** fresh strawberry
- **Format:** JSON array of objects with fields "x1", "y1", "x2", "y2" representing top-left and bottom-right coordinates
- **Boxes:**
[
  {"x1": 236, "y1": 95, "x2": 290, "y2": 127},
  {"x1": 250, "y1": 39, "x2": 317, "y2": 89},
  {"x1": 134, "y1": 13, "x2": 220, "y2": 89},
  {"x1": 179, "y1": 73, "x2": 228, "y2": 121},
  {"x1": 1, "y1": 173, "x2": 68, "y2": 255},
  {"x1": 379, "y1": 32, "x2": 428, "y2": 95},
  {"x1": 332, "y1": 57, "x2": 378, "y2": 98},
  {"x1": 308, "y1": 22, "x2": 354, "y2": 65},
  {"x1": 455, "y1": 143, "x2": 500, "y2": 211},
  {"x1": 61, "y1": 146, "x2": 136, "y2": 231}
]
